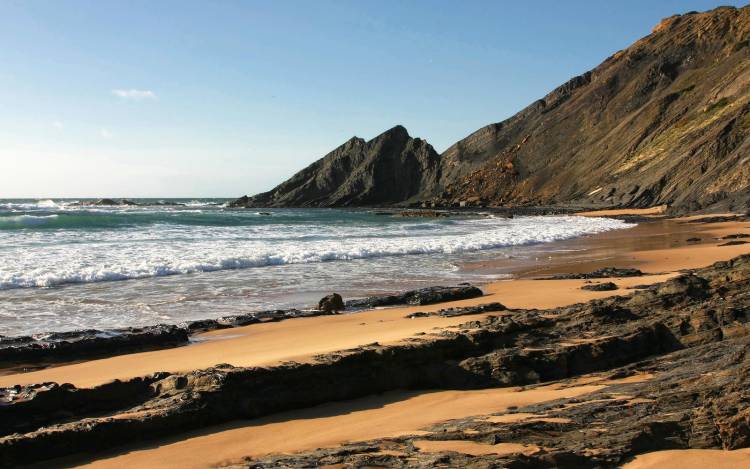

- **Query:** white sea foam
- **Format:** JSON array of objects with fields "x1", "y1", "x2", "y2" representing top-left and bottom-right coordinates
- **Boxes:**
[
  {"x1": 36, "y1": 199, "x2": 59, "y2": 208},
  {"x1": 0, "y1": 215, "x2": 633, "y2": 290},
  {"x1": 0, "y1": 214, "x2": 59, "y2": 227}
]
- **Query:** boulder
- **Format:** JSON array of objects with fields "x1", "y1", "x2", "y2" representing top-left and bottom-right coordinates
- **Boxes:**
[{"x1": 318, "y1": 293, "x2": 345, "y2": 313}]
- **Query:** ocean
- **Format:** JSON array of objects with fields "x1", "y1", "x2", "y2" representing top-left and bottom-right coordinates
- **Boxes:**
[{"x1": 0, "y1": 199, "x2": 634, "y2": 336}]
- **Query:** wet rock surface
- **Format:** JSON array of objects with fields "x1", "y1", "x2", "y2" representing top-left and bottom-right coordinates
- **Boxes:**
[
  {"x1": 545, "y1": 267, "x2": 644, "y2": 280},
  {"x1": 0, "y1": 285, "x2": 482, "y2": 369},
  {"x1": 581, "y1": 282, "x2": 619, "y2": 291},
  {"x1": 0, "y1": 326, "x2": 189, "y2": 369},
  {"x1": 345, "y1": 285, "x2": 484, "y2": 308},
  {"x1": 406, "y1": 303, "x2": 507, "y2": 319},
  {"x1": 3, "y1": 256, "x2": 750, "y2": 466}
]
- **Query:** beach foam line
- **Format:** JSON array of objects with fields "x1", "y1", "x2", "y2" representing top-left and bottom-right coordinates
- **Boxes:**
[{"x1": 0, "y1": 216, "x2": 634, "y2": 289}]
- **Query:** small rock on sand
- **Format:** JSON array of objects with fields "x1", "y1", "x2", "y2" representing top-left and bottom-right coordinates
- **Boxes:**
[{"x1": 318, "y1": 293, "x2": 345, "y2": 313}]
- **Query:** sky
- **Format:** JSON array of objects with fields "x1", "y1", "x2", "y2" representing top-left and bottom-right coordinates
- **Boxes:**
[{"x1": 0, "y1": 0, "x2": 743, "y2": 198}]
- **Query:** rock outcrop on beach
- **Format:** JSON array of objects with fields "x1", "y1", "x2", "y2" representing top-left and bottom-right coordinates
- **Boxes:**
[
  {"x1": 4, "y1": 255, "x2": 750, "y2": 466},
  {"x1": 233, "y1": 5, "x2": 750, "y2": 212},
  {"x1": 0, "y1": 285, "x2": 483, "y2": 367},
  {"x1": 230, "y1": 125, "x2": 442, "y2": 207}
]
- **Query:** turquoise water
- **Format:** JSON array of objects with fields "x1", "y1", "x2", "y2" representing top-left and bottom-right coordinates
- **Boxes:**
[{"x1": 0, "y1": 199, "x2": 633, "y2": 335}]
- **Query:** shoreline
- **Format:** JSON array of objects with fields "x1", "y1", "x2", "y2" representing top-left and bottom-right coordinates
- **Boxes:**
[
  {"x1": 2, "y1": 211, "x2": 749, "y2": 389},
  {"x1": 0, "y1": 207, "x2": 631, "y2": 337},
  {"x1": 2, "y1": 209, "x2": 750, "y2": 467},
  {"x1": 0, "y1": 209, "x2": 639, "y2": 371}
]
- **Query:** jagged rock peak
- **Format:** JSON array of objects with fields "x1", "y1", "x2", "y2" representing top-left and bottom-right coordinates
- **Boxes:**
[{"x1": 230, "y1": 125, "x2": 441, "y2": 208}]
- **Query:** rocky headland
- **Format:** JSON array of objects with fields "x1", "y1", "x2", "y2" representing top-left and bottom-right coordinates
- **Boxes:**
[{"x1": 231, "y1": 5, "x2": 750, "y2": 214}]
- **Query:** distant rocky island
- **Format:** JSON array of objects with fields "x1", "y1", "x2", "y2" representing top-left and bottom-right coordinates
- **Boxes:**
[{"x1": 231, "y1": 6, "x2": 750, "y2": 214}]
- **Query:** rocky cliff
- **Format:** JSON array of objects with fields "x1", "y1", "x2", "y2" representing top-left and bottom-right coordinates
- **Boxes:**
[
  {"x1": 435, "y1": 5, "x2": 750, "y2": 212},
  {"x1": 231, "y1": 125, "x2": 441, "y2": 207},
  {"x1": 234, "y1": 5, "x2": 750, "y2": 212}
]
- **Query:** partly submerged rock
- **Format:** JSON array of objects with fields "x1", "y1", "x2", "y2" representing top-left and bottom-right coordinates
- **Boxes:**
[{"x1": 318, "y1": 293, "x2": 345, "y2": 313}]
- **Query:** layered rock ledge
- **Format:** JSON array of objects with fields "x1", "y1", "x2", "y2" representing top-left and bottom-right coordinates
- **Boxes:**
[{"x1": 0, "y1": 285, "x2": 484, "y2": 370}]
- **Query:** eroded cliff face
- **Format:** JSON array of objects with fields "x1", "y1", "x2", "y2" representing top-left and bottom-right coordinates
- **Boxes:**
[
  {"x1": 434, "y1": 6, "x2": 750, "y2": 212},
  {"x1": 234, "y1": 6, "x2": 750, "y2": 212}
]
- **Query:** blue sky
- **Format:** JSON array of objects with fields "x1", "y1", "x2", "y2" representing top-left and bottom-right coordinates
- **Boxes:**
[{"x1": 0, "y1": 0, "x2": 742, "y2": 197}]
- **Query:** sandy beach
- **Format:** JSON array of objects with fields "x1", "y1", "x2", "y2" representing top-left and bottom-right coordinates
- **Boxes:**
[
  {"x1": 5, "y1": 211, "x2": 750, "y2": 468},
  {"x1": 73, "y1": 380, "x2": 611, "y2": 469}
]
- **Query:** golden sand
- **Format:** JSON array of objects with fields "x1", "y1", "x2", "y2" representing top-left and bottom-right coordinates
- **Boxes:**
[
  {"x1": 75, "y1": 382, "x2": 604, "y2": 468},
  {"x1": 621, "y1": 448, "x2": 750, "y2": 469}
]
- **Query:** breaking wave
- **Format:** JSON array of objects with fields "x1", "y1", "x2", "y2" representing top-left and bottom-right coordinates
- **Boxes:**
[{"x1": 0, "y1": 214, "x2": 634, "y2": 290}]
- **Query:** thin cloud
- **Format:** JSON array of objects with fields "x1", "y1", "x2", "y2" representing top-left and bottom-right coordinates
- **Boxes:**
[
  {"x1": 100, "y1": 128, "x2": 113, "y2": 139},
  {"x1": 52, "y1": 121, "x2": 64, "y2": 129},
  {"x1": 112, "y1": 89, "x2": 157, "y2": 100}
]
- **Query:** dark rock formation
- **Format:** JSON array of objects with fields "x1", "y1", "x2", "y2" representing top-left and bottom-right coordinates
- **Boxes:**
[
  {"x1": 581, "y1": 282, "x2": 619, "y2": 291},
  {"x1": 405, "y1": 302, "x2": 506, "y2": 319},
  {"x1": 720, "y1": 240, "x2": 749, "y2": 246},
  {"x1": 4, "y1": 255, "x2": 750, "y2": 466},
  {"x1": 238, "y1": 335, "x2": 750, "y2": 468},
  {"x1": 94, "y1": 198, "x2": 120, "y2": 206},
  {"x1": 397, "y1": 210, "x2": 450, "y2": 218},
  {"x1": 318, "y1": 293, "x2": 345, "y2": 313},
  {"x1": 0, "y1": 285, "x2": 485, "y2": 370},
  {"x1": 229, "y1": 125, "x2": 442, "y2": 207},
  {"x1": 0, "y1": 325, "x2": 188, "y2": 368},
  {"x1": 345, "y1": 285, "x2": 483, "y2": 308},
  {"x1": 232, "y1": 6, "x2": 750, "y2": 213},
  {"x1": 545, "y1": 267, "x2": 644, "y2": 280}
]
